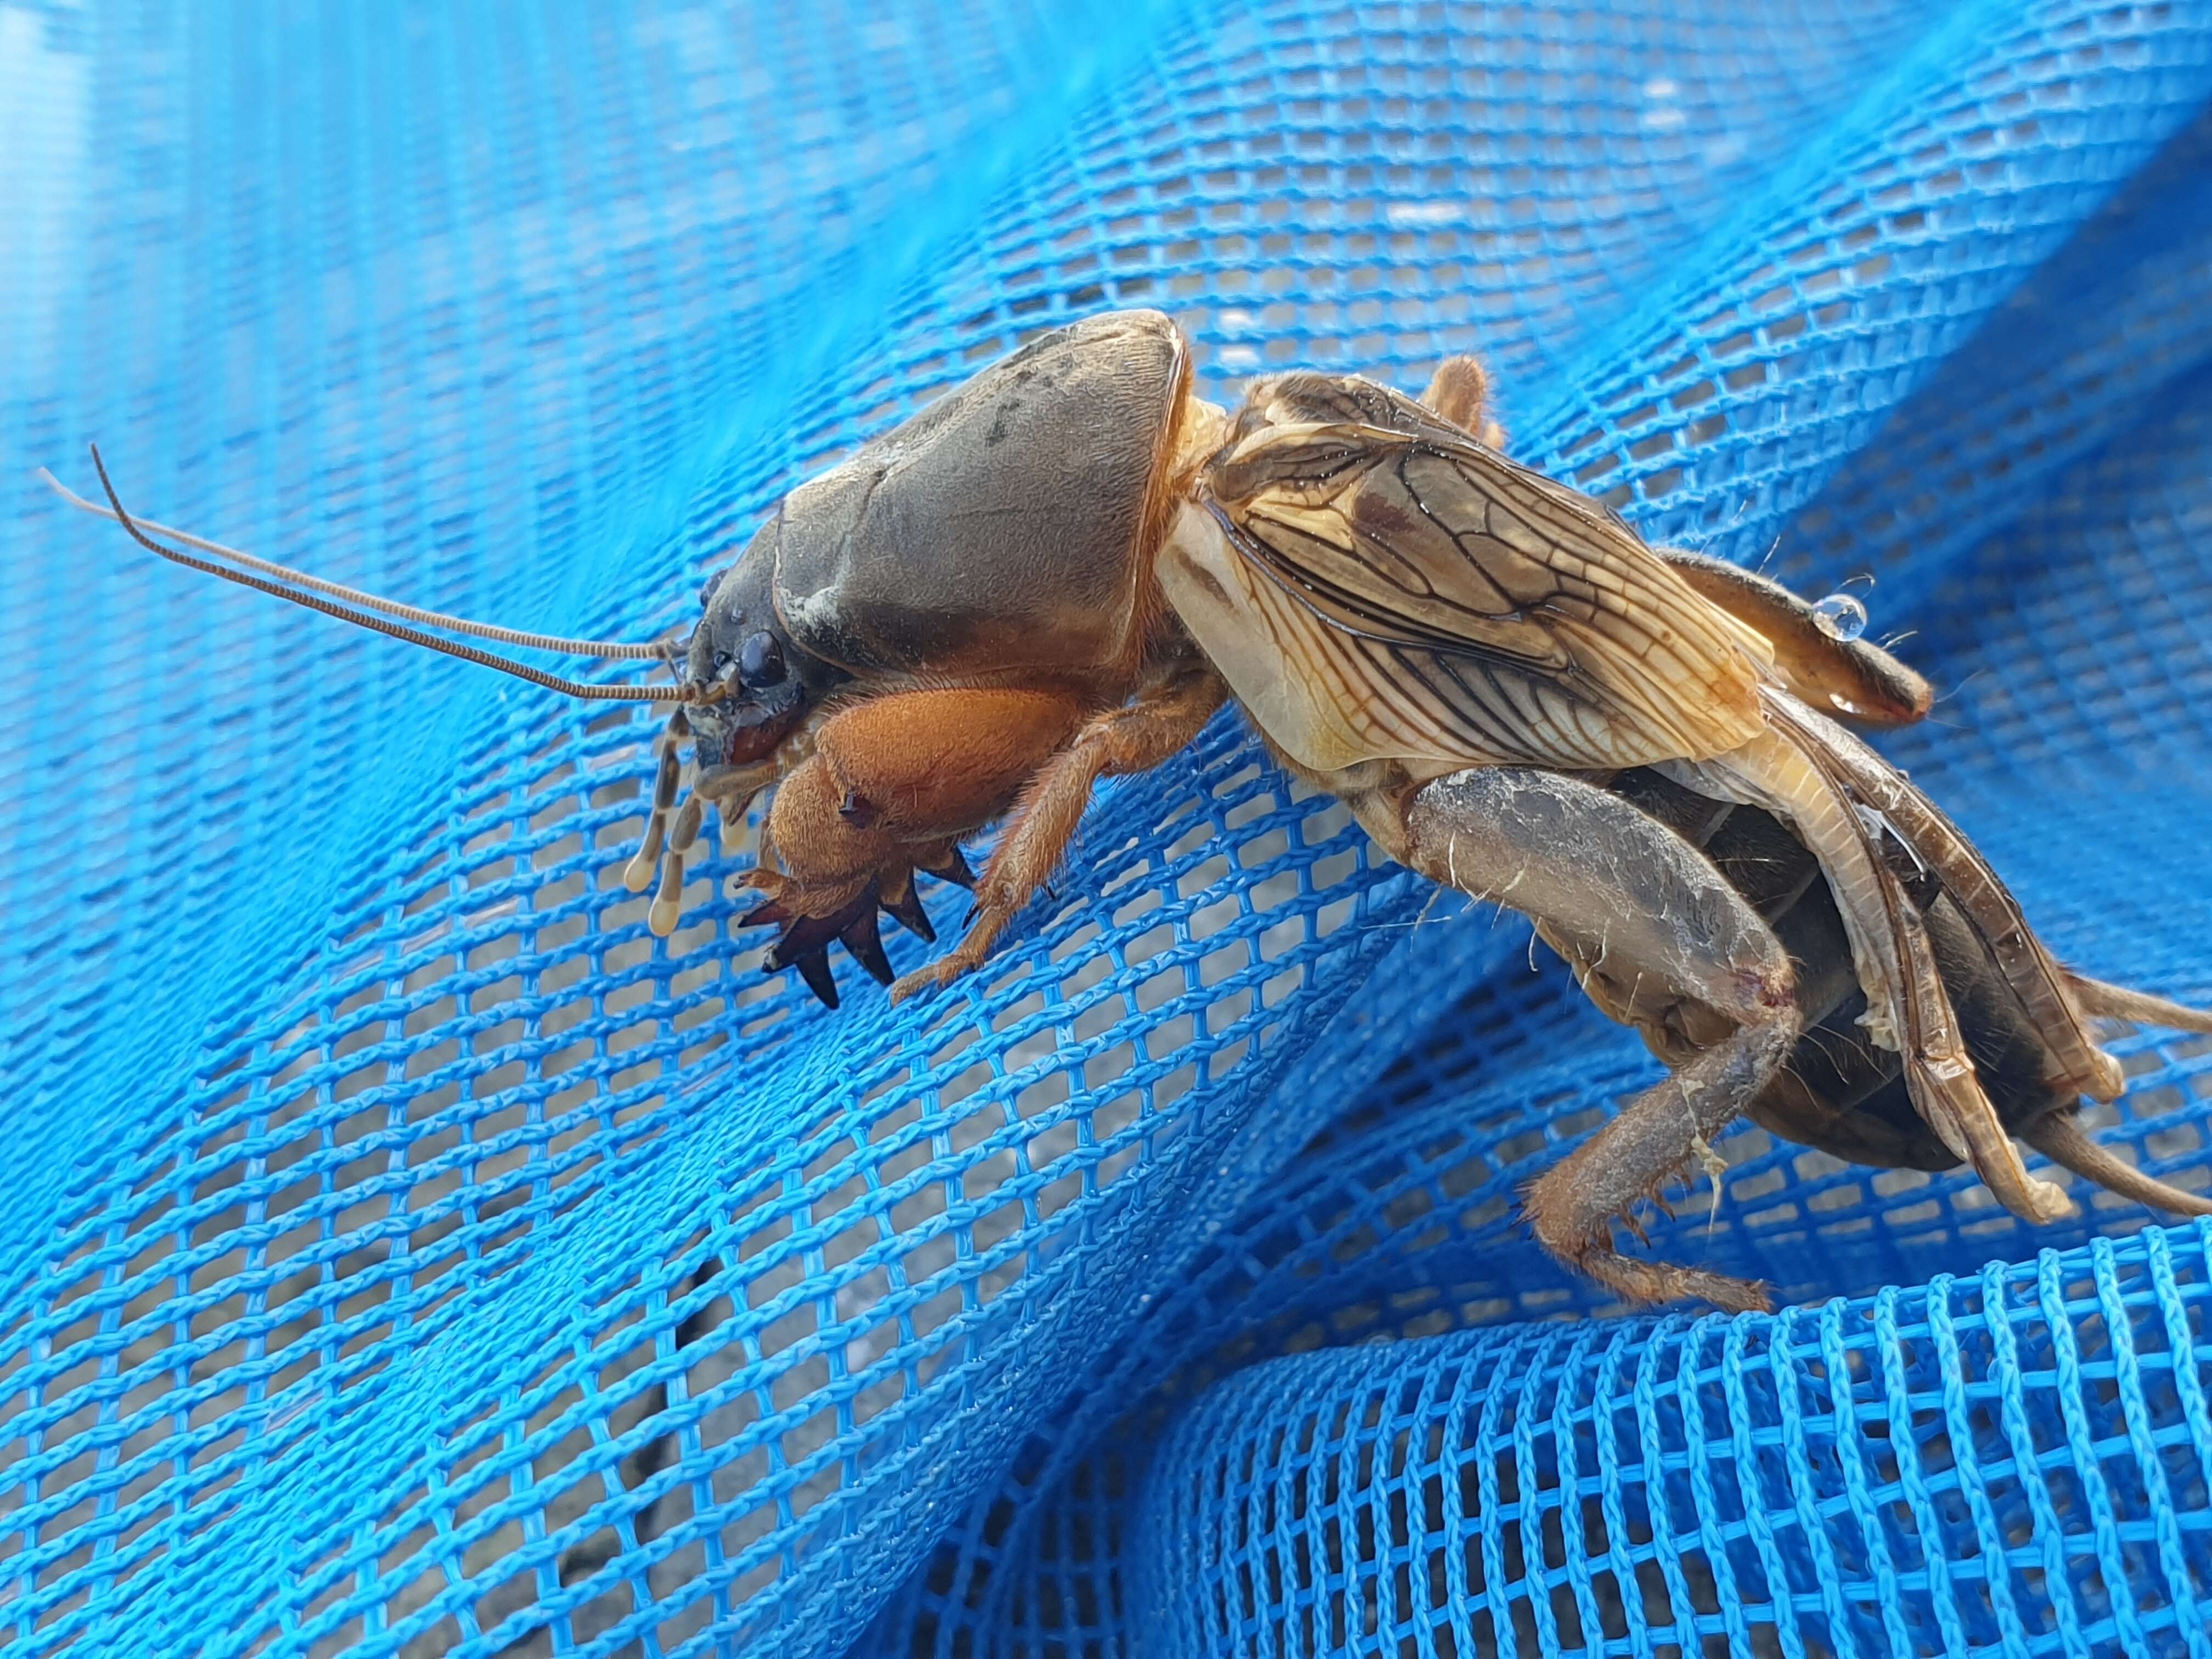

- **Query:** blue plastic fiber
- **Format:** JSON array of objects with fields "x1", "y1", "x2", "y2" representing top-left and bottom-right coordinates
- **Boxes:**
[{"x1": 4, "y1": 3, "x2": 2210, "y2": 1655}]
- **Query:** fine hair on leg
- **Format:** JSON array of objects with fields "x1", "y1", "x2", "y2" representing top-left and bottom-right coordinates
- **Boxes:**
[{"x1": 1396, "y1": 766, "x2": 1801, "y2": 1310}]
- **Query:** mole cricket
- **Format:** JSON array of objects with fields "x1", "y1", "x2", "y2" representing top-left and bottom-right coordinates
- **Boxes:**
[{"x1": 49, "y1": 308, "x2": 2212, "y2": 1310}]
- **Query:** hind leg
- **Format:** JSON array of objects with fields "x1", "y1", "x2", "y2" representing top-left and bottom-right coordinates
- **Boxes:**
[
  {"x1": 1651, "y1": 548, "x2": 1934, "y2": 729},
  {"x1": 1388, "y1": 768, "x2": 1802, "y2": 1311}
]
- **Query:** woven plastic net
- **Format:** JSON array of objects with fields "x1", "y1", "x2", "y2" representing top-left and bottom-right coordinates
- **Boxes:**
[{"x1": 7, "y1": 2, "x2": 2212, "y2": 1654}]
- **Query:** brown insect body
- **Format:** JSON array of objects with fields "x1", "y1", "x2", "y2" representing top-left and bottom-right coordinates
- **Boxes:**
[
  {"x1": 56, "y1": 308, "x2": 2212, "y2": 1311},
  {"x1": 1164, "y1": 360, "x2": 2208, "y2": 1305}
]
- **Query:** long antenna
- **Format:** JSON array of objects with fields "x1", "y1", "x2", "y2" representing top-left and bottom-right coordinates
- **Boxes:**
[
  {"x1": 41, "y1": 466, "x2": 667, "y2": 659},
  {"x1": 74, "y1": 447, "x2": 698, "y2": 705}
]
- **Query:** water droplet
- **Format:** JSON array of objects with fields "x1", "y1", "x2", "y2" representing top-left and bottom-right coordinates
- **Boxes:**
[{"x1": 1811, "y1": 592, "x2": 1867, "y2": 641}]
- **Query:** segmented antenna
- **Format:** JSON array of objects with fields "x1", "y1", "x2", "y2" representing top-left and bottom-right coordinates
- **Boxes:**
[
  {"x1": 52, "y1": 450, "x2": 697, "y2": 704},
  {"x1": 53, "y1": 454, "x2": 798, "y2": 949},
  {"x1": 44, "y1": 464, "x2": 667, "y2": 658}
]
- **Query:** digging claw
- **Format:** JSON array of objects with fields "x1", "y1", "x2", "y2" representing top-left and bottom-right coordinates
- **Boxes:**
[
  {"x1": 758, "y1": 884, "x2": 887, "y2": 1009},
  {"x1": 746, "y1": 850, "x2": 985, "y2": 1007},
  {"x1": 787, "y1": 949, "x2": 840, "y2": 1009},
  {"x1": 926, "y1": 847, "x2": 977, "y2": 890},
  {"x1": 869, "y1": 848, "x2": 975, "y2": 949},
  {"x1": 840, "y1": 905, "x2": 896, "y2": 987},
  {"x1": 879, "y1": 875, "x2": 936, "y2": 944},
  {"x1": 763, "y1": 890, "x2": 873, "y2": 966}
]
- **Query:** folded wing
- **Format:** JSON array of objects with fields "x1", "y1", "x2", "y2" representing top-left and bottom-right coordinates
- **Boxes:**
[{"x1": 1173, "y1": 420, "x2": 1768, "y2": 774}]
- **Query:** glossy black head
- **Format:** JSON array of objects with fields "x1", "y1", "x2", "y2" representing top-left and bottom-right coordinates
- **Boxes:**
[{"x1": 684, "y1": 548, "x2": 848, "y2": 766}]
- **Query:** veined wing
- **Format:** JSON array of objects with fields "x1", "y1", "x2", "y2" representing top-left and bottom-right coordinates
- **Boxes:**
[{"x1": 1181, "y1": 420, "x2": 1769, "y2": 774}]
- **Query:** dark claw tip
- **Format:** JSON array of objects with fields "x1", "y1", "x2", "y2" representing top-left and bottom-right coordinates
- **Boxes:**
[
  {"x1": 840, "y1": 906, "x2": 896, "y2": 988},
  {"x1": 881, "y1": 884, "x2": 936, "y2": 944},
  {"x1": 788, "y1": 949, "x2": 840, "y2": 1009},
  {"x1": 766, "y1": 890, "x2": 875, "y2": 965},
  {"x1": 929, "y1": 848, "x2": 977, "y2": 890}
]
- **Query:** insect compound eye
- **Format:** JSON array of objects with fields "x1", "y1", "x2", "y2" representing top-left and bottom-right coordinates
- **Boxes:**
[
  {"x1": 697, "y1": 567, "x2": 728, "y2": 611},
  {"x1": 737, "y1": 630, "x2": 787, "y2": 688}
]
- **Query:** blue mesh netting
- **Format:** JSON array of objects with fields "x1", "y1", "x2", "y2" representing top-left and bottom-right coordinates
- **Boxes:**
[{"x1": 5, "y1": 1, "x2": 2212, "y2": 1654}]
